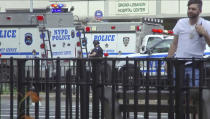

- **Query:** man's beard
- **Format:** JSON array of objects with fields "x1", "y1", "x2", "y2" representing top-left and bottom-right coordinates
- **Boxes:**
[{"x1": 187, "y1": 12, "x2": 199, "y2": 19}]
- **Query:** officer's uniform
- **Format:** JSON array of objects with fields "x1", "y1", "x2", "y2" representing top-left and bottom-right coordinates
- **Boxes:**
[
  {"x1": 90, "y1": 46, "x2": 103, "y2": 57},
  {"x1": 90, "y1": 41, "x2": 103, "y2": 68}
]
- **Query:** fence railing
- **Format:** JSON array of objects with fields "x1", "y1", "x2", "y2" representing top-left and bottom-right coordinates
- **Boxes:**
[{"x1": 0, "y1": 57, "x2": 210, "y2": 119}]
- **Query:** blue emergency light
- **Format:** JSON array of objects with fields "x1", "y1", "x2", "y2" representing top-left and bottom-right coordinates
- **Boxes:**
[{"x1": 51, "y1": 3, "x2": 65, "y2": 13}]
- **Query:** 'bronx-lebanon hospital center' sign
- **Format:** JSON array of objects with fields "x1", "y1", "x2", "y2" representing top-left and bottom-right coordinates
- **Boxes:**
[{"x1": 116, "y1": 0, "x2": 149, "y2": 15}]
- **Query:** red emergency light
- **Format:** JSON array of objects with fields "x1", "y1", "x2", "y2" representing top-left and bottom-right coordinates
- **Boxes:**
[
  {"x1": 168, "y1": 30, "x2": 173, "y2": 34},
  {"x1": 51, "y1": 4, "x2": 58, "y2": 8},
  {"x1": 77, "y1": 41, "x2": 81, "y2": 46},
  {"x1": 111, "y1": 26, "x2": 116, "y2": 30},
  {"x1": 152, "y1": 29, "x2": 163, "y2": 33},
  {"x1": 36, "y1": 16, "x2": 44, "y2": 21},
  {"x1": 40, "y1": 43, "x2": 45, "y2": 49},
  {"x1": 6, "y1": 16, "x2": 11, "y2": 20},
  {"x1": 104, "y1": 53, "x2": 109, "y2": 57},
  {"x1": 85, "y1": 27, "x2": 91, "y2": 32},
  {"x1": 136, "y1": 26, "x2": 140, "y2": 31},
  {"x1": 157, "y1": 29, "x2": 163, "y2": 33}
]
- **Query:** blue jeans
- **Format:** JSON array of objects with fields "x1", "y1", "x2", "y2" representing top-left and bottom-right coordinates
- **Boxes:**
[{"x1": 173, "y1": 66, "x2": 199, "y2": 87}]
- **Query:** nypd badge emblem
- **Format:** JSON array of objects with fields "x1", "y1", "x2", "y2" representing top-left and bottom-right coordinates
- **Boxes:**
[
  {"x1": 25, "y1": 33, "x2": 33, "y2": 45},
  {"x1": 123, "y1": 37, "x2": 130, "y2": 47}
]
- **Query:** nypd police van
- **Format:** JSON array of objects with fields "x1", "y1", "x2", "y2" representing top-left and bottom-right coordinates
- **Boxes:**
[
  {"x1": 0, "y1": 4, "x2": 81, "y2": 59},
  {"x1": 84, "y1": 18, "x2": 173, "y2": 57},
  {"x1": 0, "y1": 4, "x2": 82, "y2": 78}
]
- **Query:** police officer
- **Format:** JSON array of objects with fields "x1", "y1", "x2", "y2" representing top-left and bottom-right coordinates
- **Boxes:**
[
  {"x1": 89, "y1": 40, "x2": 103, "y2": 72},
  {"x1": 89, "y1": 40, "x2": 103, "y2": 58},
  {"x1": 89, "y1": 40, "x2": 104, "y2": 119},
  {"x1": 89, "y1": 40, "x2": 122, "y2": 119}
]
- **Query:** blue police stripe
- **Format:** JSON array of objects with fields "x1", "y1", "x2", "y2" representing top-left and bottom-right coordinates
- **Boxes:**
[
  {"x1": 1, "y1": 52, "x2": 39, "y2": 55},
  {"x1": 83, "y1": 52, "x2": 134, "y2": 55}
]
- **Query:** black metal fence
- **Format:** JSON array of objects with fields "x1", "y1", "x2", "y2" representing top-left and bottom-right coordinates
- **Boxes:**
[{"x1": 0, "y1": 57, "x2": 210, "y2": 119}]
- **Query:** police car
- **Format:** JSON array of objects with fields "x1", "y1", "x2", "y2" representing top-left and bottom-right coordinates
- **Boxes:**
[
  {"x1": 116, "y1": 35, "x2": 210, "y2": 78},
  {"x1": 116, "y1": 35, "x2": 174, "y2": 77}
]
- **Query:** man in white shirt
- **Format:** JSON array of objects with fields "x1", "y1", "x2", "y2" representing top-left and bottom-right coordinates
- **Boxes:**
[{"x1": 166, "y1": 0, "x2": 210, "y2": 118}]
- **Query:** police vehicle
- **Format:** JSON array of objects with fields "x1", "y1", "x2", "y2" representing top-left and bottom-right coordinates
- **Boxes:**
[
  {"x1": 116, "y1": 35, "x2": 210, "y2": 78},
  {"x1": 115, "y1": 35, "x2": 174, "y2": 76},
  {"x1": 84, "y1": 18, "x2": 173, "y2": 57},
  {"x1": 0, "y1": 4, "x2": 82, "y2": 79},
  {"x1": 0, "y1": 4, "x2": 81, "y2": 59}
]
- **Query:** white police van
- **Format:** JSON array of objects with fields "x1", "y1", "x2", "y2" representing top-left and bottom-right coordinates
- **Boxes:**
[
  {"x1": 0, "y1": 4, "x2": 81, "y2": 59},
  {"x1": 0, "y1": 4, "x2": 82, "y2": 79},
  {"x1": 84, "y1": 18, "x2": 173, "y2": 57}
]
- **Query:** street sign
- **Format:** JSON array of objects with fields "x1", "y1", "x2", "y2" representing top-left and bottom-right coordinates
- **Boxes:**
[{"x1": 95, "y1": 10, "x2": 103, "y2": 21}]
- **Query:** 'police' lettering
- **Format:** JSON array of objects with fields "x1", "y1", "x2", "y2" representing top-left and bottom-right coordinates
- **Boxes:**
[
  {"x1": 0, "y1": 30, "x2": 16, "y2": 38},
  {"x1": 94, "y1": 35, "x2": 115, "y2": 41}
]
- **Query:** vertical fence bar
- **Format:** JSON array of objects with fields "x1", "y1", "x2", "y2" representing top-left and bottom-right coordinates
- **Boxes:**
[
  {"x1": 55, "y1": 58, "x2": 61, "y2": 119},
  {"x1": 76, "y1": 59, "x2": 80, "y2": 119},
  {"x1": 101, "y1": 58, "x2": 106, "y2": 119},
  {"x1": 185, "y1": 74, "x2": 190, "y2": 119},
  {"x1": 199, "y1": 60, "x2": 204, "y2": 119},
  {"x1": 134, "y1": 60, "x2": 138, "y2": 119},
  {"x1": 144, "y1": 59, "x2": 150, "y2": 119},
  {"x1": 80, "y1": 59, "x2": 89, "y2": 119},
  {"x1": 34, "y1": 58, "x2": 40, "y2": 119},
  {"x1": 26, "y1": 70, "x2": 30, "y2": 116},
  {"x1": 45, "y1": 68, "x2": 49, "y2": 119},
  {"x1": 10, "y1": 57, "x2": 14, "y2": 119},
  {"x1": 92, "y1": 59, "x2": 100, "y2": 119},
  {"x1": 122, "y1": 58, "x2": 128, "y2": 119},
  {"x1": 175, "y1": 60, "x2": 185, "y2": 119},
  {"x1": 157, "y1": 60, "x2": 161, "y2": 119},
  {"x1": 167, "y1": 58, "x2": 174, "y2": 119},
  {"x1": 65, "y1": 69, "x2": 72, "y2": 119},
  {"x1": 17, "y1": 59, "x2": 26, "y2": 119},
  {"x1": 111, "y1": 60, "x2": 116, "y2": 119}
]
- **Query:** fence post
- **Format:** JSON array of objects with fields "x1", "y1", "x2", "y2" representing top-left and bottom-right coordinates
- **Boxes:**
[
  {"x1": 175, "y1": 60, "x2": 185, "y2": 119},
  {"x1": 92, "y1": 59, "x2": 100, "y2": 119},
  {"x1": 55, "y1": 58, "x2": 61, "y2": 119},
  {"x1": 80, "y1": 59, "x2": 90, "y2": 119},
  {"x1": 34, "y1": 58, "x2": 40, "y2": 119},
  {"x1": 10, "y1": 57, "x2": 14, "y2": 119},
  {"x1": 17, "y1": 59, "x2": 26, "y2": 119},
  {"x1": 45, "y1": 68, "x2": 50, "y2": 119}
]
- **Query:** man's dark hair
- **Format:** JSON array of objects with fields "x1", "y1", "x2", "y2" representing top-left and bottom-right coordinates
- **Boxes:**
[{"x1": 187, "y1": 0, "x2": 202, "y2": 11}]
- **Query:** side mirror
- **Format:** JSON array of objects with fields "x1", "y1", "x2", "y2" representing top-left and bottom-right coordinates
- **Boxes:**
[
  {"x1": 144, "y1": 48, "x2": 153, "y2": 55},
  {"x1": 141, "y1": 46, "x2": 145, "y2": 52}
]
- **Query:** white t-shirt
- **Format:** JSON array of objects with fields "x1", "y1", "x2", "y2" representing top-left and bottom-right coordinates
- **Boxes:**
[{"x1": 173, "y1": 17, "x2": 210, "y2": 58}]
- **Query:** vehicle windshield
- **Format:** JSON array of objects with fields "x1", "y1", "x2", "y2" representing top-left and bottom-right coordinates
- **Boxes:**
[{"x1": 151, "y1": 39, "x2": 173, "y2": 53}]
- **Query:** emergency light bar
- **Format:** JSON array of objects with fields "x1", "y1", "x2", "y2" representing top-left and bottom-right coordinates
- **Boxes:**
[
  {"x1": 51, "y1": 3, "x2": 65, "y2": 8},
  {"x1": 152, "y1": 29, "x2": 173, "y2": 35},
  {"x1": 152, "y1": 29, "x2": 163, "y2": 33},
  {"x1": 50, "y1": 3, "x2": 66, "y2": 13},
  {"x1": 142, "y1": 17, "x2": 163, "y2": 24}
]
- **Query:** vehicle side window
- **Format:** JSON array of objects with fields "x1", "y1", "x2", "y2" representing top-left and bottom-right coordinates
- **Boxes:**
[
  {"x1": 152, "y1": 39, "x2": 172, "y2": 53},
  {"x1": 147, "y1": 37, "x2": 162, "y2": 49}
]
